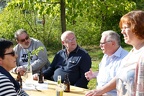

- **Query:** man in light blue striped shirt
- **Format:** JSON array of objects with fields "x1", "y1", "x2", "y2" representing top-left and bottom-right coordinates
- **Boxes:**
[{"x1": 85, "y1": 30, "x2": 128, "y2": 96}]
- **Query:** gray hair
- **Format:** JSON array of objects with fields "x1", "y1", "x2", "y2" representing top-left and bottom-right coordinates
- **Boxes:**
[
  {"x1": 14, "y1": 29, "x2": 28, "y2": 40},
  {"x1": 61, "y1": 31, "x2": 75, "y2": 41},
  {"x1": 102, "y1": 30, "x2": 121, "y2": 45}
]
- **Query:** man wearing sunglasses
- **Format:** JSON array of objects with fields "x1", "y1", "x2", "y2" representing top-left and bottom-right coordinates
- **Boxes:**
[{"x1": 12, "y1": 29, "x2": 50, "y2": 75}]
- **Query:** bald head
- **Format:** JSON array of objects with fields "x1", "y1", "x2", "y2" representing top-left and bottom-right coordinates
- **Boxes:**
[{"x1": 61, "y1": 31, "x2": 75, "y2": 41}]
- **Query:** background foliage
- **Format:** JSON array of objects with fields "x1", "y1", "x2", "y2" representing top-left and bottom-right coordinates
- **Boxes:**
[
  {"x1": 0, "y1": 0, "x2": 141, "y2": 50},
  {"x1": 0, "y1": 0, "x2": 143, "y2": 90}
]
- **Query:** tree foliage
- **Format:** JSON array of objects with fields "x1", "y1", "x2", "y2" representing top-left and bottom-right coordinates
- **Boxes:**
[{"x1": 0, "y1": 0, "x2": 141, "y2": 49}]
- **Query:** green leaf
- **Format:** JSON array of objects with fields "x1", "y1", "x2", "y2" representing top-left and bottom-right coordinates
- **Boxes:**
[{"x1": 31, "y1": 47, "x2": 44, "y2": 56}]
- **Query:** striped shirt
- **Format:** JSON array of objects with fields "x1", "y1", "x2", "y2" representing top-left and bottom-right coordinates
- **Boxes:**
[
  {"x1": 0, "y1": 72, "x2": 28, "y2": 96},
  {"x1": 97, "y1": 46, "x2": 128, "y2": 96}
]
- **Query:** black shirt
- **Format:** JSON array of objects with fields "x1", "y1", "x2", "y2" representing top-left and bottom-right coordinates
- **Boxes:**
[{"x1": 43, "y1": 45, "x2": 91, "y2": 88}]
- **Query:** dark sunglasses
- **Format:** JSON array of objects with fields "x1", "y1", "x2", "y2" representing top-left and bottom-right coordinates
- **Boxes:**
[
  {"x1": 4, "y1": 51, "x2": 15, "y2": 56},
  {"x1": 19, "y1": 36, "x2": 29, "y2": 42}
]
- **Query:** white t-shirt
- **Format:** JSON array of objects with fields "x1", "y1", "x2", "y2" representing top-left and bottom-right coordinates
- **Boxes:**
[
  {"x1": 116, "y1": 46, "x2": 144, "y2": 96},
  {"x1": 19, "y1": 46, "x2": 37, "y2": 66}
]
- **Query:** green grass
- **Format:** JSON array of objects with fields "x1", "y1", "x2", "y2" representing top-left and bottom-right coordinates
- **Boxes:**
[{"x1": 47, "y1": 45, "x2": 132, "y2": 90}]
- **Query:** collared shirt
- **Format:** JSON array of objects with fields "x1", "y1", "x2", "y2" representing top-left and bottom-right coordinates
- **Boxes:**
[
  {"x1": 97, "y1": 46, "x2": 128, "y2": 96},
  {"x1": 43, "y1": 45, "x2": 91, "y2": 88}
]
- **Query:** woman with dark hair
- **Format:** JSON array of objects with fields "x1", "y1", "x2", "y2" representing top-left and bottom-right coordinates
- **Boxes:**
[{"x1": 0, "y1": 39, "x2": 28, "y2": 96}]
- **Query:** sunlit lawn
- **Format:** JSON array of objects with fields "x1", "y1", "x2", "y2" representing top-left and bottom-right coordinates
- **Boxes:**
[{"x1": 48, "y1": 45, "x2": 132, "y2": 90}]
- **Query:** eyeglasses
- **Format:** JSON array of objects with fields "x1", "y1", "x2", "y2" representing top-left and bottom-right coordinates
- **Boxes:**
[
  {"x1": 100, "y1": 41, "x2": 111, "y2": 45},
  {"x1": 65, "y1": 37, "x2": 76, "y2": 43},
  {"x1": 4, "y1": 51, "x2": 15, "y2": 56},
  {"x1": 19, "y1": 36, "x2": 29, "y2": 42}
]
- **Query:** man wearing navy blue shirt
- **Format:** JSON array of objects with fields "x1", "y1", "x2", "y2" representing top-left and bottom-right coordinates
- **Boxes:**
[{"x1": 34, "y1": 30, "x2": 91, "y2": 88}]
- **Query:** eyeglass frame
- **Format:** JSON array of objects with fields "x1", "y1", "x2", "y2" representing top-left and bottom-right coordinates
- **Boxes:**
[
  {"x1": 100, "y1": 41, "x2": 112, "y2": 45},
  {"x1": 65, "y1": 37, "x2": 76, "y2": 43},
  {"x1": 18, "y1": 36, "x2": 29, "y2": 42},
  {"x1": 4, "y1": 51, "x2": 15, "y2": 56}
]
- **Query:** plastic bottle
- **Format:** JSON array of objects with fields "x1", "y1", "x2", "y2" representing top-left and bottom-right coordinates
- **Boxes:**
[{"x1": 57, "y1": 75, "x2": 61, "y2": 85}]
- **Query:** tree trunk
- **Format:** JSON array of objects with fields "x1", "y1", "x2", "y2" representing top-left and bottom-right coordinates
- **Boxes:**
[{"x1": 60, "y1": 0, "x2": 66, "y2": 49}]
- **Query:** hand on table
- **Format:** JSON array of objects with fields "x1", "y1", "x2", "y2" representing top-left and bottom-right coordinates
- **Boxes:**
[
  {"x1": 33, "y1": 73, "x2": 38, "y2": 80},
  {"x1": 16, "y1": 66, "x2": 26, "y2": 76},
  {"x1": 85, "y1": 89, "x2": 102, "y2": 96}
]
